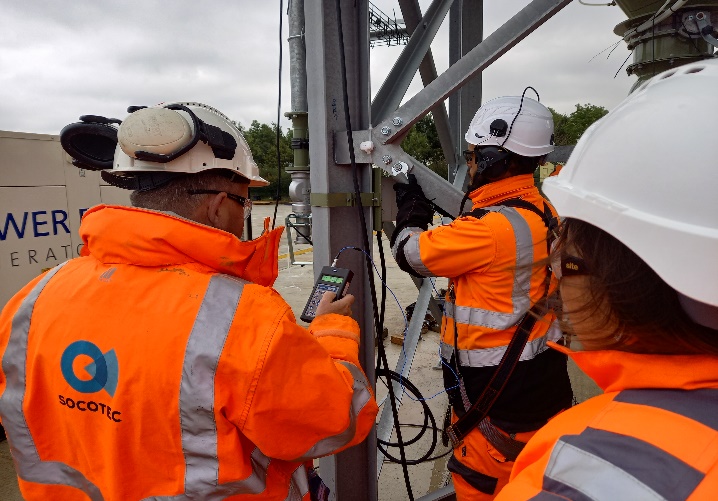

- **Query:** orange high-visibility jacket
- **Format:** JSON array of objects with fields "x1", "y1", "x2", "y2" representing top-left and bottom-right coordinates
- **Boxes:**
[
  {"x1": 498, "y1": 343, "x2": 718, "y2": 501},
  {"x1": 0, "y1": 205, "x2": 378, "y2": 501},
  {"x1": 392, "y1": 175, "x2": 572, "y2": 424}
]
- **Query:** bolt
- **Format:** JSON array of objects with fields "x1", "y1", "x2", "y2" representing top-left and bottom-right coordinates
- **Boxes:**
[
  {"x1": 393, "y1": 161, "x2": 409, "y2": 175},
  {"x1": 392, "y1": 117, "x2": 403, "y2": 126},
  {"x1": 380, "y1": 126, "x2": 392, "y2": 136},
  {"x1": 382, "y1": 155, "x2": 393, "y2": 165}
]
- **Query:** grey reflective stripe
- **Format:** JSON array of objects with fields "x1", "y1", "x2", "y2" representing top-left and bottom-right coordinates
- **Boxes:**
[
  {"x1": 543, "y1": 428, "x2": 703, "y2": 501},
  {"x1": 0, "y1": 262, "x2": 104, "y2": 501},
  {"x1": 443, "y1": 207, "x2": 534, "y2": 330},
  {"x1": 296, "y1": 361, "x2": 373, "y2": 460},
  {"x1": 614, "y1": 389, "x2": 718, "y2": 431},
  {"x1": 440, "y1": 320, "x2": 562, "y2": 367},
  {"x1": 152, "y1": 274, "x2": 277, "y2": 500},
  {"x1": 284, "y1": 464, "x2": 309, "y2": 501},
  {"x1": 393, "y1": 226, "x2": 436, "y2": 277}
]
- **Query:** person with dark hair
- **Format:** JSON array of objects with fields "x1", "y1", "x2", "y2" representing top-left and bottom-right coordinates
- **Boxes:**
[
  {"x1": 0, "y1": 102, "x2": 378, "y2": 501},
  {"x1": 497, "y1": 60, "x2": 718, "y2": 500},
  {"x1": 391, "y1": 94, "x2": 573, "y2": 500}
]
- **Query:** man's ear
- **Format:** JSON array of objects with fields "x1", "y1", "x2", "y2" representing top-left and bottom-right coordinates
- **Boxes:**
[{"x1": 206, "y1": 192, "x2": 227, "y2": 228}]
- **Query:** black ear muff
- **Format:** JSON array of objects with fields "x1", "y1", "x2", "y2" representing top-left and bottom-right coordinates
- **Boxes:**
[
  {"x1": 60, "y1": 116, "x2": 121, "y2": 171},
  {"x1": 475, "y1": 146, "x2": 511, "y2": 179}
]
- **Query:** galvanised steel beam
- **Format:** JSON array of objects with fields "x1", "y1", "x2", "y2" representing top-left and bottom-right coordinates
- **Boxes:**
[
  {"x1": 371, "y1": 0, "x2": 455, "y2": 124},
  {"x1": 375, "y1": 267, "x2": 436, "y2": 477},
  {"x1": 374, "y1": 0, "x2": 574, "y2": 146},
  {"x1": 397, "y1": 0, "x2": 456, "y2": 169},
  {"x1": 304, "y1": 1, "x2": 377, "y2": 500}
]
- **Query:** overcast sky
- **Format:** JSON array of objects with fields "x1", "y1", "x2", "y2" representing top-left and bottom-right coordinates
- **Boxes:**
[{"x1": 0, "y1": 1, "x2": 633, "y2": 135}]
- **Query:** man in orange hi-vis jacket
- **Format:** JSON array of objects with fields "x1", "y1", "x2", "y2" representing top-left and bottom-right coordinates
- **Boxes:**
[
  {"x1": 391, "y1": 93, "x2": 573, "y2": 500},
  {"x1": 0, "y1": 102, "x2": 378, "y2": 501}
]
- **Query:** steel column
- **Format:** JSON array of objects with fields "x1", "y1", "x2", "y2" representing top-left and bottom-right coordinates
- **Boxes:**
[
  {"x1": 448, "y1": 0, "x2": 483, "y2": 187},
  {"x1": 304, "y1": 1, "x2": 377, "y2": 500}
]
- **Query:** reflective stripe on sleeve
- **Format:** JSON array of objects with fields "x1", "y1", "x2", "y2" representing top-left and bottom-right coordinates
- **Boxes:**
[
  {"x1": 295, "y1": 361, "x2": 373, "y2": 460},
  {"x1": 443, "y1": 207, "x2": 534, "y2": 330},
  {"x1": 0, "y1": 262, "x2": 106, "y2": 501},
  {"x1": 542, "y1": 428, "x2": 703, "y2": 501},
  {"x1": 440, "y1": 320, "x2": 562, "y2": 367},
  {"x1": 392, "y1": 226, "x2": 435, "y2": 277}
]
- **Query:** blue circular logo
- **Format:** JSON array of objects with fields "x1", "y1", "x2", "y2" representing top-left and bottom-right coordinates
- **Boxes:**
[{"x1": 61, "y1": 341, "x2": 118, "y2": 396}]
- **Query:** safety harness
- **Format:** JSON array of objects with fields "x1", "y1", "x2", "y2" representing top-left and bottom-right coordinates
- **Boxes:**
[{"x1": 444, "y1": 198, "x2": 558, "y2": 459}]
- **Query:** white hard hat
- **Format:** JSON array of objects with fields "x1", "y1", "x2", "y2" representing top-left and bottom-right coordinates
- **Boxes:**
[
  {"x1": 543, "y1": 60, "x2": 718, "y2": 308},
  {"x1": 464, "y1": 95, "x2": 554, "y2": 157},
  {"x1": 109, "y1": 102, "x2": 268, "y2": 187}
]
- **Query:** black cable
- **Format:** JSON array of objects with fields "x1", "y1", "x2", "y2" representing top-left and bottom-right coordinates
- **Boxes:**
[
  {"x1": 377, "y1": 232, "x2": 387, "y2": 343},
  {"x1": 375, "y1": 368, "x2": 440, "y2": 466},
  {"x1": 333, "y1": 2, "x2": 414, "y2": 499},
  {"x1": 272, "y1": 0, "x2": 284, "y2": 230}
]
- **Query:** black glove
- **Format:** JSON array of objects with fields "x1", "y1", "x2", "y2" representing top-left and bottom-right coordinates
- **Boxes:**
[{"x1": 393, "y1": 174, "x2": 434, "y2": 234}]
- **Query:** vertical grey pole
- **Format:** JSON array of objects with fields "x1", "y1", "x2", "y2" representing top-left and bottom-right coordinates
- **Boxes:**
[
  {"x1": 304, "y1": 1, "x2": 377, "y2": 500},
  {"x1": 287, "y1": 0, "x2": 312, "y2": 244},
  {"x1": 448, "y1": 0, "x2": 483, "y2": 188}
]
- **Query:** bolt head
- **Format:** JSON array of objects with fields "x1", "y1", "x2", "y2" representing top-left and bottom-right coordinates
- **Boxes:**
[
  {"x1": 392, "y1": 117, "x2": 403, "y2": 126},
  {"x1": 380, "y1": 126, "x2": 392, "y2": 135}
]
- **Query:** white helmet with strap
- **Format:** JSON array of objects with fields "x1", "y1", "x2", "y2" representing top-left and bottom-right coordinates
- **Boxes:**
[
  {"x1": 60, "y1": 101, "x2": 268, "y2": 190},
  {"x1": 464, "y1": 94, "x2": 554, "y2": 157},
  {"x1": 543, "y1": 60, "x2": 718, "y2": 320}
]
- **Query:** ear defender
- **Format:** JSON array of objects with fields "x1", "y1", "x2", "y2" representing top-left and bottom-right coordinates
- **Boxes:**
[
  {"x1": 475, "y1": 146, "x2": 511, "y2": 179},
  {"x1": 60, "y1": 116, "x2": 122, "y2": 171}
]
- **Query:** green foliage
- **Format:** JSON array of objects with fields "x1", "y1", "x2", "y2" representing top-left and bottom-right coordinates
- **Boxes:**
[
  {"x1": 402, "y1": 113, "x2": 448, "y2": 179},
  {"x1": 549, "y1": 104, "x2": 608, "y2": 146},
  {"x1": 238, "y1": 120, "x2": 293, "y2": 200}
]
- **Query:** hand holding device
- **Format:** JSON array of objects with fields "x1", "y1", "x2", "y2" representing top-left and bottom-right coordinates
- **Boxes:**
[{"x1": 300, "y1": 266, "x2": 354, "y2": 323}]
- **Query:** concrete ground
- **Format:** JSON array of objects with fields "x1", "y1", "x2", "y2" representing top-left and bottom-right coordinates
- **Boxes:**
[{"x1": 0, "y1": 202, "x2": 600, "y2": 500}]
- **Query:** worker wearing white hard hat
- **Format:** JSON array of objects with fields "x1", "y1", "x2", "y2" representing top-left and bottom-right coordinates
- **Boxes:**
[
  {"x1": 391, "y1": 90, "x2": 572, "y2": 500},
  {"x1": 0, "y1": 102, "x2": 379, "y2": 500},
  {"x1": 497, "y1": 60, "x2": 718, "y2": 500}
]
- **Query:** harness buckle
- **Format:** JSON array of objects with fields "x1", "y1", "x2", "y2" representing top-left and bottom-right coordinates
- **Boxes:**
[{"x1": 445, "y1": 424, "x2": 464, "y2": 449}]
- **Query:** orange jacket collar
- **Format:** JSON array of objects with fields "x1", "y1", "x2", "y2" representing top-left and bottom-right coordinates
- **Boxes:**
[
  {"x1": 79, "y1": 205, "x2": 284, "y2": 287},
  {"x1": 468, "y1": 174, "x2": 538, "y2": 209},
  {"x1": 550, "y1": 342, "x2": 718, "y2": 393}
]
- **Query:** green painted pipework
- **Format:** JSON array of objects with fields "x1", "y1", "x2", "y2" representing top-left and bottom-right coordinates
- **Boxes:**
[{"x1": 612, "y1": 1, "x2": 718, "y2": 91}]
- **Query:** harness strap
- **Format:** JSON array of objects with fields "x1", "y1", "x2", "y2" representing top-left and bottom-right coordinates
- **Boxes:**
[
  {"x1": 446, "y1": 197, "x2": 556, "y2": 449},
  {"x1": 445, "y1": 307, "x2": 540, "y2": 448}
]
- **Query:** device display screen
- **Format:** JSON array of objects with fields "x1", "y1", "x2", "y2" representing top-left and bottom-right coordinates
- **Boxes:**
[{"x1": 321, "y1": 275, "x2": 344, "y2": 283}]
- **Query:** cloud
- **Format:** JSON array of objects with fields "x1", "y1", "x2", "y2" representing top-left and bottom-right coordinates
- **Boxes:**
[{"x1": 0, "y1": 1, "x2": 637, "y2": 135}]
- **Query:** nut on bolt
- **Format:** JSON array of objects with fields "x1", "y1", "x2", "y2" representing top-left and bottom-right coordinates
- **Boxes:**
[
  {"x1": 392, "y1": 117, "x2": 403, "y2": 126},
  {"x1": 380, "y1": 126, "x2": 392, "y2": 136},
  {"x1": 392, "y1": 161, "x2": 409, "y2": 176},
  {"x1": 382, "y1": 155, "x2": 393, "y2": 165}
]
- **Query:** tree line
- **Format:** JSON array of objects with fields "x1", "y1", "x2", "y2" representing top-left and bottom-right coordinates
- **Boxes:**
[{"x1": 238, "y1": 104, "x2": 607, "y2": 200}]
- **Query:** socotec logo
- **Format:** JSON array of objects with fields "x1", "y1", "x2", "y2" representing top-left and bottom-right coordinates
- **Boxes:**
[{"x1": 59, "y1": 340, "x2": 122, "y2": 423}]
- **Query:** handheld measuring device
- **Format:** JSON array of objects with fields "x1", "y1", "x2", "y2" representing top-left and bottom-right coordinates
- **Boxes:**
[{"x1": 300, "y1": 266, "x2": 354, "y2": 323}]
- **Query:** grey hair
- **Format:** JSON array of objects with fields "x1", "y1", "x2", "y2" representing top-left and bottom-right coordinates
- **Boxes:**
[{"x1": 129, "y1": 171, "x2": 248, "y2": 219}]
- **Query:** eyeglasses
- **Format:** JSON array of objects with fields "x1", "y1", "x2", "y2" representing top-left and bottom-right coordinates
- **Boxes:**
[
  {"x1": 462, "y1": 149, "x2": 477, "y2": 163},
  {"x1": 551, "y1": 253, "x2": 589, "y2": 280},
  {"x1": 187, "y1": 189, "x2": 252, "y2": 217}
]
